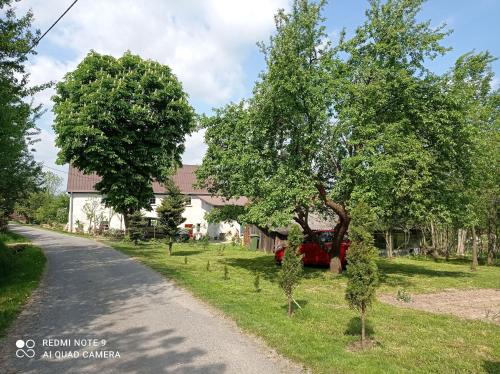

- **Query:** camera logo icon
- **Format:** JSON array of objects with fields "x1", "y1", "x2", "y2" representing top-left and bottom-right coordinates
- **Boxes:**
[{"x1": 15, "y1": 339, "x2": 36, "y2": 358}]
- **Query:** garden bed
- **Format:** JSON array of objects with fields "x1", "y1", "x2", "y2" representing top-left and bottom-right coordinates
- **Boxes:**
[{"x1": 379, "y1": 288, "x2": 500, "y2": 324}]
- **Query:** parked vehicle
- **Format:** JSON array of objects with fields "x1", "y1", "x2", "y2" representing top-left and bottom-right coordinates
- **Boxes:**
[
  {"x1": 175, "y1": 229, "x2": 191, "y2": 242},
  {"x1": 274, "y1": 230, "x2": 350, "y2": 268}
]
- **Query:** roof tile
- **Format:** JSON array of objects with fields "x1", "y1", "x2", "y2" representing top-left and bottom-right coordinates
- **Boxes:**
[{"x1": 67, "y1": 164, "x2": 209, "y2": 195}]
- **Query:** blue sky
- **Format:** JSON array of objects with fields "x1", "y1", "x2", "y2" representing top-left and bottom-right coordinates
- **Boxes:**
[{"x1": 18, "y1": 0, "x2": 500, "y2": 187}]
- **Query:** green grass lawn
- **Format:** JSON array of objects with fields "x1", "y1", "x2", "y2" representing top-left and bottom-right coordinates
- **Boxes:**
[
  {"x1": 107, "y1": 239, "x2": 499, "y2": 374},
  {"x1": 0, "y1": 230, "x2": 29, "y2": 244},
  {"x1": 0, "y1": 231, "x2": 46, "y2": 337}
]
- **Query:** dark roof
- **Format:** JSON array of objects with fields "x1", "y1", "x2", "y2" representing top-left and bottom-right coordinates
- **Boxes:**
[
  {"x1": 273, "y1": 213, "x2": 338, "y2": 235},
  {"x1": 67, "y1": 164, "x2": 210, "y2": 195},
  {"x1": 197, "y1": 195, "x2": 248, "y2": 207}
]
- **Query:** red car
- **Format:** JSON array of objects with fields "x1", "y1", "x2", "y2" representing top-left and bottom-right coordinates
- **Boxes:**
[{"x1": 274, "y1": 230, "x2": 350, "y2": 268}]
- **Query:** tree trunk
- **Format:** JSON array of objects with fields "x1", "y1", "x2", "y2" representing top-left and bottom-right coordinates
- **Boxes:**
[
  {"x1": 288, "y1": 297, "x2": 292, "y2": 317},
  {"x1": 471, "y1": 226, "x2": 478, "y2": 271},
  {"x1": 316, "y1": 183, "x2": 350, "y2": 273},
  {"x1": 420, "y1": 227, "x2": 429, "y2": 252},
  {"x1": 487, "y1": 203, "x2": 497, "y2": 266},
  {"x1": 430, "y1": 222, "x2": 438, "y2": 260},
  {"x1": 361, "y1": 305, "x2": 366, "y2": 347},
  {"x1": 330, "y1": 219, "x2": 349, "y2": 274},
  {"x1": 444, "y1": 228, "x2": 450, "y2": 261},
  {"x1": 123, "y1": 213, "x2": 130, "y2": 234},
  {"x1": 329, "y1": 256, "x2": 342, "y2": 273},
  {"x1": 385, "y1": 229, "x2": 393, "y2": 258},
  {"x1": 168, "y1": 241, "x2": 173, "y2": 256},
  {"x1": 457, "y1": 228, "x2": 466, "y2": 256},
  {"x1": 487, "y1": 220, "x2": 496, "y2": 266}
]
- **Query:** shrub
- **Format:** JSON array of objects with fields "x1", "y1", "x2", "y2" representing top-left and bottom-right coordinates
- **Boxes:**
[
  {"x1": 278, "y1": 225, "x2": 303, "y2": 316},
  {"x1": 396, "y1": 289, "x2": 412, "y2": 303},
  {"x1": 345, "y1": 203, "x2": 379, "y2": 347},
  {"x1": 200, "y1": 235, "x2": 209, "y2": 249},
  {"x1": 156, "y1": 180, "x2": 187, "y2": 255},
  {"x1": 0, "y1": 242, "x2": 14, "y2": 278},
  {"x1": 254, "y1": 273, "x2": 261, "y2": 292},
  {"x1": 103, "y1": 229, "x2": 125, "y2": 240},
  {"x1": 128, "y1": 211, "x2": 146, "y2": 245}
]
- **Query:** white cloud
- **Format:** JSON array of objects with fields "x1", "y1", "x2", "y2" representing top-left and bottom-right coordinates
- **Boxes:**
[
  {"x1": 31, "y1": 129, "x2": 68, "y2": 188},
  {"x1": 182, "y1": 130, "x2": 207, "y2": 165},
  {"x1": 27, "y1": 56, "x2": 77, "y2": 107},
  {"x1": 22, "y1": 0, "x2": 287, "y2": 104},
  {"x1": 18, "y1": 0, "x2": 287, "y2": 175}
]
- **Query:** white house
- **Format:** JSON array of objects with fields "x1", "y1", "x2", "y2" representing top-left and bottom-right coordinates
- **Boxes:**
[{"x1": 66, "y1": 165, "x2": 247, "y2": 239}]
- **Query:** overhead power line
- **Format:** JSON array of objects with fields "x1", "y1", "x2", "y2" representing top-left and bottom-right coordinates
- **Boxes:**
[{"x1": 25, "y1": 0, "x2": 80, "y2": 55}]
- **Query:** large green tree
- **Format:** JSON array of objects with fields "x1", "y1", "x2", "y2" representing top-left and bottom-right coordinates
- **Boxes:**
[
  {"x1": 450, "y1": 52, "x2": 499, "y2": 267},
  {"x1": 0, "y1": 0, "x2": 45, "y2": 228},
  {"x1": 198, "y1": 0, "x2": 476, "y2": 272},
  {"x1": 53, "y1": 51, "x2": 195, "y2": 227}
]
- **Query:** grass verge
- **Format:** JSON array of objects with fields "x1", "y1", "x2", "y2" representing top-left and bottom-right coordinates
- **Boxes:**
[
  {"x1": 0, "y1": 231, "x2": 46, "y2": 337},
  {"x1": 107, "y1": 240, "x2": 500, "y2": 374}
]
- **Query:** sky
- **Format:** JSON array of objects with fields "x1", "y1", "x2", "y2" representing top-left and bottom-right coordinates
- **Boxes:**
[{"x1": 16, "y1": 0, "x2": 500, "y2": 189}]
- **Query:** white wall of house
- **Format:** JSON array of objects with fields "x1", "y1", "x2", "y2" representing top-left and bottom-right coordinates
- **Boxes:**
[{"x1": 67, "y1": 193, "x2": 241, "y2": 240}]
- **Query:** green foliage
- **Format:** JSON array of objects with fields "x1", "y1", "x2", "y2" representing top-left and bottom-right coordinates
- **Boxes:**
[
  {"x1": 217, "y1": 245, "x2": 225, "y2": 256},
  {"x1": 345, "y1": 204, "x2": 379, "y2": 343},
  {"x1": 52, "y1": 51, "x2": 195, "y2": 222},
  {"x1": 197, "y1": 0, "x2": 493, "y2": 264},
  {"x1": 34, "y1": 194, "x2": 69, "y2": 225},
  {"x1": 0, "y1": 240, "x2": 13, "y2": 277},
  {"x1": 396, "y1": 288, "x2": 412, "y2": 303},
  {"x1": 253, "y1": 272, "x2": 261, "y2": 293},
  {"x1": 204, "y1": 205, "x2": 246, "y2": 224},
  {"x1": 128, "y1": 211, "x2": 146, "y2": 245},
  {"x1": 14, "y1": 172, "x2": 69, "y2": 226},
  {"x1": 0, "y1": 1, "x2": 46, "y2": 227},
  {"x1": 287, "y1": 224, "x2": 304, "y2": 252},
  {"x1": 197, "y1": 0, "x2": 333, "y2": 231},
  {"x1": 0, "y1": 230, "x2": 45, "y2": 337},
  {"x1": 102, "y1": 228, "x2": 125, "y2": 240},
  {"x1": 111, "y1": 237, "x2": 500, "y2": 373},
  {"x1": 156, "y1": 180, "x2": 186, "y2": 254},
  {"x1": 200, "y1": 235, "x2": 209, "y2": 249},
  {"x1": 278, "y1": 225, "x2": 303, "y2": 316}
]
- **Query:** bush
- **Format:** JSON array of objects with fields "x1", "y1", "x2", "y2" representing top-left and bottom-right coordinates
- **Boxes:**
[
  {"x1": 128, "y1": 211, "x2": 146, "y2": 245},
  {"x1": 0, "y1": 242, "x2": 14, "y2": 278},
  {"x1": 345, "y1": 203, "x2": 379, "y2": 347},
  {"x1": 254, "y1": 273, "x2": 261, "y2": 292},
  {"x1": 278, "y1": 225, "x2": 303, "y2": 316},
  {"x1": 103, "y1": 229, "x2": 125, "y2": 240}
]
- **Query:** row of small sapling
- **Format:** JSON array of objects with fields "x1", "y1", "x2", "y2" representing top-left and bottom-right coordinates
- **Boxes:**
[
  {"x1": 277, "y1": 204, "x2": 380, "y2": 349},
  {"x1": 164, "y1": 200, "x2": 379, "y2": 349}
]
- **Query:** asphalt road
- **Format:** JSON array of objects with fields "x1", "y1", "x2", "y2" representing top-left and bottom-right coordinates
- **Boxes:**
[{"x1": 1, "y1": 224, "x2": 302, "y2": 374}]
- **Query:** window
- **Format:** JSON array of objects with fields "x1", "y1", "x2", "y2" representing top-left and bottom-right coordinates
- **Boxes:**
[
  {"x1": 196, "y1": 223, "x2": 201, "y2": 232},
  {"x1": 149, "y1": 197, "x2": 156, "y2": 205}
]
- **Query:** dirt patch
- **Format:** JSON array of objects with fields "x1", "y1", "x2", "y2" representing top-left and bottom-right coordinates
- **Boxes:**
[
  {"x1": 346, "y1": 338, "x2": 379, "y2": 352},
  {"x1": 379, "y1": 288, "x2": 500, "y2": 324}
]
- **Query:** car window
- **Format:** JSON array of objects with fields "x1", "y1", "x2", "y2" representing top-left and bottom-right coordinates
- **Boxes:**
[{"x1": 320, "y1": 232, "x2": 334, "y2": 243}]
